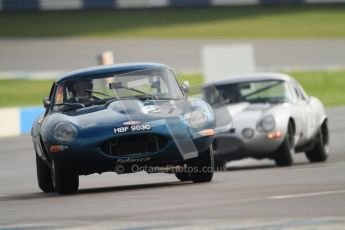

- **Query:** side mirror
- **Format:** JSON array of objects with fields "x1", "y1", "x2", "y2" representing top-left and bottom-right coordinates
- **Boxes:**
[
  {"x1": 182, "y1": 81, "x2": 190, "y2": 94},
  {"x1": 43, "y1": 96, "x2": 51, "y2": 109}
]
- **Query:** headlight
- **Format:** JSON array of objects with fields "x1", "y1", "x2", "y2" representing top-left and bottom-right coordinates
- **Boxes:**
[
  {"x1": 257, "y1": 115, "x2": 276, "y2": 132},
  {"x1": 185, "y1": 108, "x2": 208, "y2": 129},
  {"x1": 53, "y1": 122, "x2": 77, "y2": 142}
]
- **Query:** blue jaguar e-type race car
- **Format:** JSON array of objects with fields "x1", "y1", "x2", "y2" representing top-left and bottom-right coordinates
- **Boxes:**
[{"x1": 31, "y1": 63, "x2": 216, "y2": 194}]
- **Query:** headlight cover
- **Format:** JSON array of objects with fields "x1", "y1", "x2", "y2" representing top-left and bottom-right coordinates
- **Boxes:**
[
  {"x1": 185, "y1": 107, "x2": 208, "y2": 129},
  {"x1": 257, "y1": 115, "x2": 276, "y2": 132},
  {"x1": 53, "y1": 121, "x2": 77, "y2": 142}
]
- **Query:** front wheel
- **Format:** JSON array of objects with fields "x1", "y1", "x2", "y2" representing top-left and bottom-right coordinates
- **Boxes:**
[
  {"x1": 189, "y1": 148, "x2": 214, "y2": 183},
  {"x1": 175, "y1": 172, "x2": 191, "y2": 182},
  {"x1": 36, "y1": 154, "x2": 54, "y2": 193},
  {"x1": 306, "y1": 121, "x2": 329, "y2": 163},
  {"x1": 214, "y1": 159, "x2": 227, "y2": 171},
  {"x1": 274, "y1": 122, "x2": 294, "y2": 167},
  {"x1": 51, "y1": 161, "x2": 79, "y2": 194}
]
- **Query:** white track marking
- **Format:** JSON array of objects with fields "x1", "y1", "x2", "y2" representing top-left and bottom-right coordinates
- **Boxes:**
[{"x1": 269, "y1": 189, "x2": 345, "y2": 200}]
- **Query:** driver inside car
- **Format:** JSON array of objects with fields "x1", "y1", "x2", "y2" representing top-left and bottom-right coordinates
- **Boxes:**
[{"x1": 70, "y1": 79, "x2": 93, "y2": 103}]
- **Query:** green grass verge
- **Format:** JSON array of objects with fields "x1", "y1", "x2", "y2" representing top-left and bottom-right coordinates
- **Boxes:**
[
  {"x1": 1, "y1": 5, "x2": 345, "y2": 38},
  {"x1": 0, "y1": 79, "x2": 53, "y2": 107},
  {"x1": 288, "y1": 71, "x2": 345, "y2": 107},
  {"x1": 0, "y1": 70, "x2": 344, "y2": 108}
]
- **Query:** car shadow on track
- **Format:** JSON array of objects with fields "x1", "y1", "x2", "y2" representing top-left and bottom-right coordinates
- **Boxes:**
[
  {"x1": 78, "y1": 181, "x2": 190, "y2": 195},
  {"x1": 0, "y1": 181, "x2": 192, "y2": 201}
]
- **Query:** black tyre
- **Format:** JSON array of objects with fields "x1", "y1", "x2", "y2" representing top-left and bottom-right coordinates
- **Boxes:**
[
  {"x1": 190, "y1": 148, "x2": 214, "y2": 183},
  {"x1": 51, "y1": 161, "x2": 79, "y2": 194},
  {"x1": 36, "y1": 154, "x2": 54, "y2": 193},
  {"x1": 306, "y1": 121, "x2": 329, "y2": 163},
  {"x1": 274, "y1": 122, "x2": 294, "y2": 167},
  {"x1": 214, "y1": 159, "x2": 226, "y2": 171},
  {"x1": 175, "y1": 172, "x2": 191, "y2": 182}
]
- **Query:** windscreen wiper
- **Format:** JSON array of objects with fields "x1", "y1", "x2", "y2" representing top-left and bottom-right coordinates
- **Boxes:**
[
  {"x1": 84, "y1": 89, "x2": 114, "y2": 98},
  {"x1": 116, "y1": 86, "x2": 158, "y2": 99},
  {"x1": 243, "y1": 81, "x2": 283, "y2": 98},
  {"x1": 84, "y1": 89, "x2": 121, "y2": 106}
]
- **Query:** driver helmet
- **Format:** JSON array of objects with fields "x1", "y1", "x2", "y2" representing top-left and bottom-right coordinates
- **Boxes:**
[{"x1": 72, "y1": 78, "x2": 93, "y2": 102}]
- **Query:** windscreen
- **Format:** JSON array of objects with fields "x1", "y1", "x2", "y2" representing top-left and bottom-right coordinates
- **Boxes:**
[
  {"x1": 203, "y1": 80, "x2": 294, "y2": 107},
  {"x1": 52, "y1": 68, "x2": 184, "y2": 112}
]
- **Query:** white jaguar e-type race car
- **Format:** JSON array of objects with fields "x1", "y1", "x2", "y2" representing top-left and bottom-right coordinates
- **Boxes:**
[{"x1": 203, "y1": 73, "x2": 330, "y2": 168}]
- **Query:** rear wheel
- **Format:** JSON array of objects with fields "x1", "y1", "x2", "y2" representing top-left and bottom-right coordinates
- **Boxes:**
[
  {"x1": 306, "y1": 121, "x2": 329, "y2": 162},
  {"x1": 51, "y1": 161, "x2": 79, "y2": 194},
  {"x1": 274, "y1": 122, "x2": 294, "y2": 167},
  {"x1": 36, "y1": 154, "x2": 54, "y2": 193},
  {"x1": 189, "y1": 148, "x2": 214, "y2": 183}
]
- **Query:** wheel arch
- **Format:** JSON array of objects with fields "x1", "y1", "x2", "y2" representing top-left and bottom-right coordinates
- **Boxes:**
[
  {"x1": 288, "y1": 117, "x2": 296, "y2": 135},
  {"x1": 321, "y1": 117, "x2": 328, "y2": 127}
]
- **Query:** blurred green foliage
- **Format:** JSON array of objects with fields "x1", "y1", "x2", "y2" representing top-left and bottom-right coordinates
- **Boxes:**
[{"x1": 0, "y1": 5, "x2": 344, "y2": 38}]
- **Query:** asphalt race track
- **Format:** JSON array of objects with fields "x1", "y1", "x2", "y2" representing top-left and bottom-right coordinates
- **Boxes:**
[
  {"x1": 0, "y1": 107, "x2": 345, "y2": 229},
  {"x1": 1, "y1": 39, "x2": 345, "y2": 73}
]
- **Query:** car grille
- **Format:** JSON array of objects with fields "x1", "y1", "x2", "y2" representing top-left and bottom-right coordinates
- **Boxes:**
[{"x1": 101, "y1": 134, "x2": 168, "y2": 157}]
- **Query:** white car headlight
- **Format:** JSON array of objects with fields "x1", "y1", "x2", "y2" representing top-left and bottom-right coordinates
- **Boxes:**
[
  {"x1": 53, "y1": 122, "x2": 77, "y2": 142},
  {"x1": 257, "y1": 115, "x2": 276, "y2": 132},
  {"x1": 185, "y1": 108, "x2": 208, "y2": 129}
]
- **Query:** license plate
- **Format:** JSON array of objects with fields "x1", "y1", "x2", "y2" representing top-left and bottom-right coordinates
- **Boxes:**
[{"x1": 114, "y1": 124, "x2": 151, "y2": 134}]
